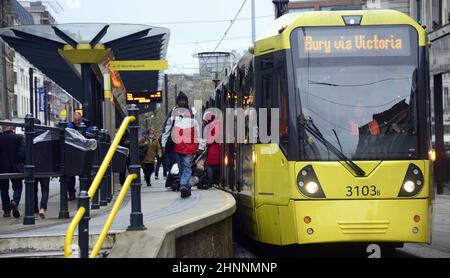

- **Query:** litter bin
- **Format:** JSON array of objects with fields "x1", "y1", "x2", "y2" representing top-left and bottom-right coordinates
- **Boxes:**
[
  {"x1": 64, "y1": 128, "x2": 98, "y2": 176},
  {"x1": 33, "y1": 130, "x2": 60, "y2": 174},
  {"x1": 112, "y1": 146, "x2": 129, "y2": 173}
]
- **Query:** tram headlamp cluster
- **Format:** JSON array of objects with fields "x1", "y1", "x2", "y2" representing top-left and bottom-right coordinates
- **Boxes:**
[
  {"x1": 297, "y1": 166, "x2": 326, "y2": 198},
  {"x1": 398, "y1": 164, "x2": 424, "y2": 197}
]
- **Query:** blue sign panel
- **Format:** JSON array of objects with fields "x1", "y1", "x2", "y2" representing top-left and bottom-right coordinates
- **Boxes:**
[{"x1": 39, "y1": 87, "x2": 46, "y2": 112}]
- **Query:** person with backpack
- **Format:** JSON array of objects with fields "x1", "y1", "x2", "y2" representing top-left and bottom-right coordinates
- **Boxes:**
[
  {"x1": 139, "y1": 128, "x2": 162, "y2": 187},
  {"x1": 161, "y1": 92, "x2": 204, "y2": 198}
]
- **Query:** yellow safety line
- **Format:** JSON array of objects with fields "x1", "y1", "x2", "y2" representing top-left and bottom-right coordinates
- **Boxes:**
[
  {"x1": 64, "y1": 207, "x2": 86, "y2": 258},
  {"x1": 90, "y1": 174, "x2": 137, "y2": 258},
  {"x1": 88, "y1": 115, "x2": 135, "y2": 199},
  {"x1": 64, "y1": 115, "x2": 135, "y2": 258}
]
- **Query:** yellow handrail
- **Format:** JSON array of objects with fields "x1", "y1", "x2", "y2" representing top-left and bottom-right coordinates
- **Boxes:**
[
  {"x1": 90, "y1": 174, "x2": 137, "y2": 258},
  {"x1": 88, "y1": 115, "x2": 136, "y2": 199},
  {"x1": 64, "y1": 207, "x2": 86, "y2": 258},
  {"x1": 64, "y1": 115, "x2": 136, "y2": 258}
]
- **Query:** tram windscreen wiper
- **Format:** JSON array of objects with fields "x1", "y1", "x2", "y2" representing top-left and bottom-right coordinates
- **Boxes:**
[{"x1": 299, "y1": 116, "x2": 366, "y2": 177}]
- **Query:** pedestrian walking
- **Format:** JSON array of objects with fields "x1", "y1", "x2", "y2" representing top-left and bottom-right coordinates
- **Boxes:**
[
  {"x1": 0, "y1": 126, "x2": 25, "y2": 218},
  {"x1": 34, "y1": 177, "x2": 50, "y2": 219},
  {"x1": 161, "y1": 92, "x2": 204, "y2": 198},
  {"x1": 204, "y1": 112, "x2": 221, "y2": 189},
  {"x1": 154, "y1": 136, "x2": 167, "y2": 180},
  {"x1": 139, "y1": 128, "x2": 162, "y2": 187}
]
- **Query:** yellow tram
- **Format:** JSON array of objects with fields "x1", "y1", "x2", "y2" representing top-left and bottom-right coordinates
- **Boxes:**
[{"x1": 214, "y1": 10, "x2": 433, "y2": 247}]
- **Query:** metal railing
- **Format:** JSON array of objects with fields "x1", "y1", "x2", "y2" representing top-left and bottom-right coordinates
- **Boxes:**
[
  {"x1": 64, "y1": 115, "x2": 135, "y2": 258},
  {"x1": 90, "y1": 173, "x2": 137, "y2": 258},
  {"x1": 64, "y1": 104, "x2": 145, "y2": 258},
  {"x1": 0, "y1": 116, "x2": 69, "y2": 224}
]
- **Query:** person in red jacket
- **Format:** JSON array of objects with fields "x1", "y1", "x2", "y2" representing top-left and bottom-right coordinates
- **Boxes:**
[
  {"x1": 203, "y1": 112, "x2": 221, "y2": 189},
  {"x1": 161, "y1": 92, "x2": 204, "y2": 198}
]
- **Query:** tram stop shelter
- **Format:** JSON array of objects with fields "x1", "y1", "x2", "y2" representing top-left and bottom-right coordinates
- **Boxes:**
[{"x1": 0, "y1": 23, "x2": 170, "y2": 130}]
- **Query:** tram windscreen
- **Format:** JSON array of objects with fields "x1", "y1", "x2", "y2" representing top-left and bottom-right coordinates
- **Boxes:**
[{"x1": 292, "y1": 25, "x2": 420, "y2": 160}]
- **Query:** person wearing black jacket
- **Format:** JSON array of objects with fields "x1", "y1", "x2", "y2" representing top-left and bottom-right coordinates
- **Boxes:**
[
  {"x1": 0, "y1": 126, "x2": 25, "y2": 218},
  {"x1": 33, "y1": 119, "x2": 50, "y2": 219}
]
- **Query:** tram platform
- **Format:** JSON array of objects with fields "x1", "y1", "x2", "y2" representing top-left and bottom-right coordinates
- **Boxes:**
[
  {"x1": 0, "y1": 172, "x2": 236, "y2": 258},
  {"x1": 400, "y1": 194, "x2": 450, "y2": 258}
]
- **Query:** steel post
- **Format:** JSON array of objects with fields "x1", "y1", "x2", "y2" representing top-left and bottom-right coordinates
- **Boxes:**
[
  {"x1": 127, "y1": 105, "x2": 145, "y2": 230},
  {"x1": 90, "y1": 126, "x2": 100, "y2": 210},
  {"x1": 58, "y1": 120, "x2": 70, "y2": 219},
  {"x1": 77, "y1": 190, "x2": 90, "y2": 258},
  {"x1": 23, "y1": 114, "x2": 35, "y2": 225},
  {"x1": 105, "y1": 131, "x2": 112, "y2": 203},
  {"x1": 29, "y1": 68, "x2": 34, "y2": 116},
  {"x1": 99, "y1": 129, "x2": 108, "y2": 206}
]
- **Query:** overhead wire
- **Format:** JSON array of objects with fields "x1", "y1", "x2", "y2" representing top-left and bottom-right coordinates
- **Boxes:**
[
  {"x1": 213, "y1": 0, "x2": 248, "y2": 52},
  {"x1": 145, "y1": 15, "x2": 271, "y2": 25}
]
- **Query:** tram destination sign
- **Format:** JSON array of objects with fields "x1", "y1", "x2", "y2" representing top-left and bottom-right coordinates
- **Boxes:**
[{"x1": 298, "y1": 26, "x2": 413, "y2": 58}]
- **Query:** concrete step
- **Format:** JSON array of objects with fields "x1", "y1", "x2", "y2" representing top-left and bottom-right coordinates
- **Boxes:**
[{"x1": 0, "y1": 234, "x2": 116, "y2": 257}]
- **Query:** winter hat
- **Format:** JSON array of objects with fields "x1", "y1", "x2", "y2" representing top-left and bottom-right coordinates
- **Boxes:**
[{"x1": 176, "y1": 91, "x2": 188, "y2": 103}]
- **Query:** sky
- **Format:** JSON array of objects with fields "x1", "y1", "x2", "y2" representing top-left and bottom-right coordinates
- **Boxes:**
[{"x1": 54, "y1": 0, "x2": 276, "y2": 74}]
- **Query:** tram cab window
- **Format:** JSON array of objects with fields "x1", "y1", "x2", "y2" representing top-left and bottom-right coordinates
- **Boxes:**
[{"x1": 276, "y1": 64, "x2": 289, "y2": 152}]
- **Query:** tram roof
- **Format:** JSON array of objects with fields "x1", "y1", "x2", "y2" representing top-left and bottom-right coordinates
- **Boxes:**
[
  {"x1": 254, "y1": 9, "x2": 426, "y2": 56},
  {"x1": 0, "y1": 23, "x2": 170, "y2": 105}
]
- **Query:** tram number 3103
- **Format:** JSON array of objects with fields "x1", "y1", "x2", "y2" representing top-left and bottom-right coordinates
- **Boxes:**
[{"x1": 346, "y1": 186, "x2": 381, "y2": 197}]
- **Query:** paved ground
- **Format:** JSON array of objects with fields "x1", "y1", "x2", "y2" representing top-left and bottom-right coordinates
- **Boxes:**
[
  {"x1": 400, "y1": 194, "x2": 450, "y2": 258},
  {"x1": 0, "y1": 170, "x2": 234, "y2": 240}
]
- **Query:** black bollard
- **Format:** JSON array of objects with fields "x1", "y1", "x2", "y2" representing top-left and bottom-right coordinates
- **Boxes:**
[
  {"x1": 23, "y1": 114, "x2": 36, "y2": 225},
  {"x1": 127, "y1": 105, "x2": 145, "y2": 231},
  {"x1": 77, "y1": 122, "x2": 90, "y2": 258},
  {"x1": 90, "y1": 127, "x2": 100, "y2": 210},
  {"x1": 58, "y1": 120, "x2": 70, "y2": 219},
  {"x1": 78, "y1": 190, "x2": 90, "y2": 258},
  {"x1": 78, "y1": 122, "x2": 88, "y2": 193},
  {"x1": 99, "y1": 129, "x2": 108, "y2": 206}
]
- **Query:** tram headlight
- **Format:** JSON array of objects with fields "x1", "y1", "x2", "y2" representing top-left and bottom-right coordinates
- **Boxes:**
[
  {"x1": 403, "y1": 181, "x2": 415, "y2": 193},
  {"x1": 297, "y1": 166, "x2": 326, "y2": 198},
  {"x1": 398, "y1": 164, "x2": 424, "y2": 197},
  {"x1": 306, "y1": 182, "x2": 319, "y2": 194}
]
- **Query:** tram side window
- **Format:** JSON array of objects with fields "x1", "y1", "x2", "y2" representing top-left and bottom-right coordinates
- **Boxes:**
[
  {"x1": 261, "y1": 57, "x2": 274, "y2": 136},
  {"x1": 262, "y1": 75, "x2": 273, "y2": 135}
]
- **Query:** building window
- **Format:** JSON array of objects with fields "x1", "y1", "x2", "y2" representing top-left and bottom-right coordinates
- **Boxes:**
[
  {"x1": 445, "y1": 87, "x2": 449, "y2": 109},
  {"x1": 13, "y1": 95, "x2": 18, "y2": 117},
  {"x1": 13, "y1": 71, "x2": 17, "y2": 85},
  {"x1": 432, "y1": 0, "x2": 443, "y2": 29},
  {"x1": 417, "y1": 0, "x2": 422, "y2": 23}
]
